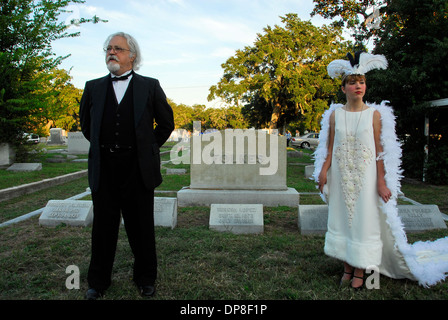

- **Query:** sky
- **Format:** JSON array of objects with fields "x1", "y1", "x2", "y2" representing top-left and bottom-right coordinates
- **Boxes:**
[{"x1": 52, "y1": 0, "x2": 331, "y2": 108}]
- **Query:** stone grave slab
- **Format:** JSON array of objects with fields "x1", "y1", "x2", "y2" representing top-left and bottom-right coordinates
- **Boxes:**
[
  {"x1": 7, "y1": 163, "x2": 42, "y2": 172},
  {"x1": 298, "y1": 204, "x2": 447, "y2": 235},
  {"x1": 304, "y1": 165, "x2": 314, "y2": 179},
  {"x1": 298, "y1": 205, "x2": 328, "y2": 235},
  {"x1": 398, "y1": 205, "x2": 447, "y2": 232},
  {"x1": 166, "y1": 168, "x2": 187, "y2": 175},
  {"x1": 154, "y1": 197, "x2": 178, "y2": 229},
  {"x1": 39, "y1": 200, "x2": 93, "y2": 227},
  {"x1": 209, "y1": 204, "x2": 263, "y2": 234}
]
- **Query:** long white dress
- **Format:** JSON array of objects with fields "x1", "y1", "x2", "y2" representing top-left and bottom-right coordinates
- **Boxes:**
[
  {"x1": 325, "y1": 107, "x2": 383, "y2": 269},
  {"x1": 313, "y1": 102, "x2": 448, "y2": 287}
]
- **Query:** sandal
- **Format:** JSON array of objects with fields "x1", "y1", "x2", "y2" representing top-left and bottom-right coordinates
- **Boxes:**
[
  {"x1": 340, "y1": 271, "x2": 353, "y2": 287},
  {"x1": 351, "y1": 274, "x2": 364, "y2": 290}
]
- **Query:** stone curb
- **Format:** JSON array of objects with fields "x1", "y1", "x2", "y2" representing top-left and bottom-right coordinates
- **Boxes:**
[{"x1": 0, "y1": 170, "x2": 88, "y2": 203}]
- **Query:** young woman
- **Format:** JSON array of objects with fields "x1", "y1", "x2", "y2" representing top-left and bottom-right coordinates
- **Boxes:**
[{"x1": 314, "y1": 52, "x2": 448, "y2": 289}]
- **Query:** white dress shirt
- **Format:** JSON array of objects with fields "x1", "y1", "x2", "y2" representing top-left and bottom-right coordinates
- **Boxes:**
[{"x1": 111, "y1": 69, "x2": 133, "y2": 104}]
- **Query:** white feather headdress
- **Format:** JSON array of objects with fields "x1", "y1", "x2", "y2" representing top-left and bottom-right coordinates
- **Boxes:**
[{"x1": 327, "y1": 52, "x2": 388, "y2": 79}]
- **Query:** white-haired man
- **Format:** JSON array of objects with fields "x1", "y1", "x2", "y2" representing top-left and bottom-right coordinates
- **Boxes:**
[{"x1": 80, "y1": 32, "x2": 174, "y2": 299}]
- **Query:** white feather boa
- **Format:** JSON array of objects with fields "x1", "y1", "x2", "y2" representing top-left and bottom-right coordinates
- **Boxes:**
[{"x1": 313, "y1": 101, "x2": 448, "y2": 287}]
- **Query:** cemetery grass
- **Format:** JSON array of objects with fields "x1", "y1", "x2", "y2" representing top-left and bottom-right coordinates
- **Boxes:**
[{"x1": 0, "y1": 149, "x2": 448, "y2": 300}]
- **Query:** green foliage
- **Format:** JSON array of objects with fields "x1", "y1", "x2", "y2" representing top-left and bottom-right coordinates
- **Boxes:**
[
  {"x1": 0, "y1": 0, "x2": 106, "y2": 144},
  {"x1": 313, "y1": 0, "x2": 448, "y2": 185},
  {"x1": 168, "y1": 99, "x2": 249, "y2": 131},
  {"x1": 311, "y1": 0, "x2": 388, "y2": 46},
  {"x1": 208, "y1": 14, "x2": 352, "y2": 131}
]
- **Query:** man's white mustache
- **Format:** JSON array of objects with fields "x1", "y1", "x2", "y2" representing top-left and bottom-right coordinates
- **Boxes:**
[{"x1": 107, "y1": 56, "x2": 119, "y2": 63}]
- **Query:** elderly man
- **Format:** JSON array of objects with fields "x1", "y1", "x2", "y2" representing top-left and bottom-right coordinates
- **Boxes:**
[{"x1": 80, "y1": 32, "x2": 174, "y2": 299}]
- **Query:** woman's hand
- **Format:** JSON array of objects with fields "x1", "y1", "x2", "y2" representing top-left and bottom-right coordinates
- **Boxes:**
[
  {"x1": 318, "y1": 171, "x2": 327, "y2": 193},
  {"x1": 378, "y1": 180, "x2": 391, "y2": 203}
]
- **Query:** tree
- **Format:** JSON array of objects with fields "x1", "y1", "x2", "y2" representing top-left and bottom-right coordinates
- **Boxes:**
[
  {"x1": 311, "y1": 0, "x2": 388, "y2": 46},
  {"x1": 369, "y1": 0, "x2": 448, "y2": 182},
  {"x1": 0, "y1": 0, "x2": 106, "y2": 144},
  {"x1": 313, "y1": 0, "x2": 448, "y2": 183},
  {"x1": 208, "y1": 14, "x2": 352, "y2": 131}
]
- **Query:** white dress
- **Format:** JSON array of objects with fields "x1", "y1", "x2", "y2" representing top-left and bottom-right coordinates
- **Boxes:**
[
  {"x1": 324, "y1": 107, "x2": 383, "y2": 269},
  {"x1": 313, "y1": 102, "x2": 448, "y2": 287}
]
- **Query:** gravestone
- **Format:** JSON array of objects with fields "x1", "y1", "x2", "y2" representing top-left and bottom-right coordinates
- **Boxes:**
[
  {"x1": 154, "y1": 197, "x2": 178, "y2": 229},
  {"x1": 67, "y1": 132, "x2": 89, "y2": 154},
  {"x1": 298, "y1": 205, "x2": 328, "y2": 235},
  {"x1": 177, "y1": 124, "x2": 299, "y2": 207},
  {"x1": 398, "y1": 205, "x2": 447, "y2": 232},
  {"x1": 0, "y1": 143, "x2": 15, "y2": 166},
  {"x1": 209, "y1": 204, "x2": 264, "y2": 234},
  {"x1": 304, "y1": 165, "x2": 315, "y2": 179},
  {"x1": 48, "y1": 128, "x2": 63, "y2": 145},
  {"x1": 298, "y1": 204, "x2": 447, "y2": 234},
  {"x1": 39, "y1": 200, "x2": 93, "y2": 227},
  {"x1": 166, "y1": 168, "x2": 187, "y2": 175},
  {"x1": 7, "y1": 163, "x2": 42, "y2": 172}
]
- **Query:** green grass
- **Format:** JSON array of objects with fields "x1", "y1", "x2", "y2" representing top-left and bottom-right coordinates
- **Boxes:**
[
  {"x1": 0, "y1": 144, "x2": 87, "y2": 189},
  {"x1": 0, "y1": 145, "x2": 447, "y2": 300}
]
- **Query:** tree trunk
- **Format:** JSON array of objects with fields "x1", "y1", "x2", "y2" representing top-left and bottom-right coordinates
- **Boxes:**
[{"x1": 269, "y1": 102, "x2": 281, "y2": 131}]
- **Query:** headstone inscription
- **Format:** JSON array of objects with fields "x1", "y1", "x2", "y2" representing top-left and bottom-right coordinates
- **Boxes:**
[
  {"x1": 39, "y1": 200, "x2": 93, "y2": 227},
  {"x1": 209, "y1": 204, "x2": 264, "y2": 234}
]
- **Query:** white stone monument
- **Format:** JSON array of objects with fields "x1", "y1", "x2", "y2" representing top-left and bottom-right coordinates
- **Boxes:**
[{"x1": 177, "y1": 125, "x2": 299, "y2": 207}]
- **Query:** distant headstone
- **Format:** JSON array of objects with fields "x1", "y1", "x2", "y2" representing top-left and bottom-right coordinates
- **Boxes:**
[
  {"x1": 7, "y1": 163, "x2": 42, "y2": 172},
  {"x1": 166, "y1": 168, "x2": 187, "y2": 175},
  {"x1": 298, "y1": 205, "x2": 328, "y2": 235},
  {"x1": 209, "y1": 204, "x2": 264, "y2": 234},
  {"x1": 154, "y1": 197, "x2": 178, "y2": 229},
  {"x1": 304, "y1": 165, "x2": 315, "y2": 179},
  {"x1": 0, "y1": 143, "x2": 15, "y2": 166},
  {"x1": 48, "y1": 128, "x2": 63, "y2": 145},
  {"x1": 298, "y1": 204, "x2": 447, "y2": 234},
  {"x1": 39, "y1": 200, "x2": 93, "y2": 227},
  {"x1": 67, "y1": 132, "x2": 89, "y2": 154}
]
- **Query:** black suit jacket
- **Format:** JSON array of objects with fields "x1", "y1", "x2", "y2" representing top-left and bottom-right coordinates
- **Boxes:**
[{"x1": 79, "y1": 72, "x2": 174, "y2": 192}]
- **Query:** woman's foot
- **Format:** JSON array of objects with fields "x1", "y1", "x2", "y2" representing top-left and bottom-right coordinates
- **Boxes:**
[
  {"x1": 340, "y1": 264, "x2": 354, "y2": 287},
  {"x1": 351, "y1": 269, "x2": 364, "y2": 290}
]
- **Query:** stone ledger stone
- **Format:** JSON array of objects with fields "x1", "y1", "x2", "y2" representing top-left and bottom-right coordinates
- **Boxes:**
[
  {"x1": 209, "y1": 204, "x2": 263, "y2": 234},
  {"x1": 298, "y1": 204, "x2": 447, "y2": 235},
  {"x1": 39, "y1": 200, "x2": 93, "y2": 227},
  {"x1": 7, "y1": 163, "x2": 42, "y2": 172}
]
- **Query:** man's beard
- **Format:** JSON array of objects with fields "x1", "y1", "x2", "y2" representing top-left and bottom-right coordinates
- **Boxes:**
[{"x1": 106, "y1": 56, "x2": 121, "y2": 73}]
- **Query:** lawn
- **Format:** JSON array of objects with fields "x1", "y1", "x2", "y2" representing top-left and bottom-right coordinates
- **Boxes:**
[{"x1": 0, "y1": 144, "x2": 447, "y2": 304}]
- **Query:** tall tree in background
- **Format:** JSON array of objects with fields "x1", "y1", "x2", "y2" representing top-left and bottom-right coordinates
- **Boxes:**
[
  {"x1": 311, "y1": 0, "x2": 388, "y2": 47},
  {"x1": 208, "y1": 14, "x2": 352, "y2": 131},
  {"x1": 312, "y1": 0, "x2": 448, "y2": 183},
  {"x1": 0, "y1": 0, "x2": 105, "y2": 144}
]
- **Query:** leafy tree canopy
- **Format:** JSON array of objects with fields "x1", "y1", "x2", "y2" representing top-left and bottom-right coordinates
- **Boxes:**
[
  {"x1": 208, "y1": 14, "x2": 352, "y2": 131},
  {"x1": 0, "y1": 0, "x2": 106, "y2": 143}
]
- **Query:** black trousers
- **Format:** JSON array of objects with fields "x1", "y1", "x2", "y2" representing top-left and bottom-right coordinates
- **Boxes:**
[{"x1": 87, "y1": 149, "x2": 157, "y2": 291}]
